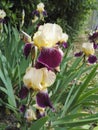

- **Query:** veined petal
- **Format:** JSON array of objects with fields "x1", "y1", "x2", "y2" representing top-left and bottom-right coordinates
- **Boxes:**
[
  {"x1": 37, "y1": 47, "x2": 63, "y2": 69},
  {"x1": 23, "y1": 67, "x2": 56, "y2": 91},
  {"x1": 23, "y1": 67, "x2": 43, "y2": 90},
  {"x1": 42, "y1": 68, "x2": 56, "y2": 87}
]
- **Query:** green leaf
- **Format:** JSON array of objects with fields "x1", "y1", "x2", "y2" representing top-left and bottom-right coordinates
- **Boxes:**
[
  {"x1": 52, "y1": 117, "x2": 98, "y2": 127},
  {"x1": 29, "y1": 116, "x2": 48, "y2": 130},
  {"x1": 93, "y1": 126, "x2": 98, "y2": 130}
]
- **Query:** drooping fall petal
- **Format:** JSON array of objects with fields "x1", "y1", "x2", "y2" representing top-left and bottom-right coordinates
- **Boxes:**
[
  {"x1": 88, "y1": 55, "x2": 97, "y2": 64},
  {"x1": 19, "y1": 86, "x2": 29, "y2": 99},
  {"x1": 23, "y1": 43, "x2": 32, "y2": 59},
  {"x1": 36, "y1": 91, "x2": 54, "y2": 110},
  {"x1": 74, "y1": 51, "x2": 83, "y2": 57},
  {"x1": 37, "y1": 47, "x2": 63, "y2": 70},
  {"x1": 23, "y1": 67, "x2": 56, "y2": 91}
]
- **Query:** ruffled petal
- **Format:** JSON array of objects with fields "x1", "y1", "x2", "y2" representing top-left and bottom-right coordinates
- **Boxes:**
[
  {"x1": 37, "y1": 47, "x2": 63, "y2": 69},
  {"x1": 23, "y1": 67, "x2": 43, "y2": 90},
  {"x1": 42, "y1": 68, "x2": 56, "y2": 87}
]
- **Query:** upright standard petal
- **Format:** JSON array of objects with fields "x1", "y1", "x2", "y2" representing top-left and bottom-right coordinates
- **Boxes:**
[
  {"x1": 82, "y1": 42, "x2": 95, "y2": 56},
  {"x1": 0, "y1": 9, "x2": 6, "y2": 19},
  {"x1": 37, "y1": 47, "x2": 63, "y2": 69},
  {"x1": 33, "y1": 23, "x2": 63, "y2": 48},
  {"x1": 60, "y1": 33, "x2": 68, "y2": 43}
]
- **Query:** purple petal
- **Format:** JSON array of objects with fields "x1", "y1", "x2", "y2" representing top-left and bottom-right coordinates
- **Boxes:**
[
  {"x1": 74, "y1": 51, "x2": 83, "y2": 57},
  {"x1": 32, "y1": 10, "x2": 39, "y2": 17},
  {"x1": 37, "y1": 48, "x2": 63, "y2": 69},
  {"x1": 19, "y1": 86, "x2": 29, "y2": 99},
  {"x1": 20, "y1": 105, "x2": 26, "y2": 113},
  {"x1": 36, "y1": 109, "x2": 45, "y2": 119},
  {"x1": 23, "y1": 43, "x2": 32, "y2": 59},
  {"x1": 89, "y1": 32, "x2": 98, "y2": 42},
  {"x1": 35, "y1": 61, "x2": 46, "y2": 69},
  {"x1": 42, "y1": 11, "x2": 47, "y2": 16},
  {"x1": 0, "y1": 18, "x2": 4, "y2": 23},
  {"x1": 62, "y1": 42, "x2": 68, "y2": 48},
  {"x1": 88, "y1": 55, "x2": 97, "y2": 64},
  {"x1": 93, "y1": 43, "x2": 98, "y2": 49},
  {"x1": 36, "y1": 91, "x2": 54, "y2": 110}
]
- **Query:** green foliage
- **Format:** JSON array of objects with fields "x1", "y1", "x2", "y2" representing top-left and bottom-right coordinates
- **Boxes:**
[
  {"x1": 0, "y1": 1, "x2": 98, "y2": 130},
  {"x1": 0, "y1": 24, "x2": 30, "y2": 112},
  {"x1": 0, "y1": 25, "x2": 98, "y2": 129},
  {"x1": 44, "y1": 0, "x2": 98, "y2": 40}
]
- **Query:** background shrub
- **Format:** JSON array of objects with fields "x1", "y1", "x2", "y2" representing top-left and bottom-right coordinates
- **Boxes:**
[{"x1": 0, "y1": 0, "x2": 97, "y2": 40}]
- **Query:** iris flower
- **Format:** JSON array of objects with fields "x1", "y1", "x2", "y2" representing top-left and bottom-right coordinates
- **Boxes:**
[
  {"x1": 75, "y1": 42, "x2": 97, "y2": 64},
  {"x1": 23, "y1": 67, "x2": 56, "y2": 91},
  {"x1": 32, "y1": 2, "x2": 47, "y2": 23}
]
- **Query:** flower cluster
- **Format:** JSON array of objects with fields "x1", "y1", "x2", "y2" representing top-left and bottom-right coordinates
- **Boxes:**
[
  {"x1": 74, "y1": 28, "x2": 98, "y2": 64},
  {"x1": 20, "y1": 23, "x2": 68, "y2": 122},
  {"x1": 32, "y1": 2, "x2": 47, "y2": 23}
]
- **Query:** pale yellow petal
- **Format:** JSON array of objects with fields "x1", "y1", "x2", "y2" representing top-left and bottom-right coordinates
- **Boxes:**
[
  {"x1": 23, "y1": 67, "x2": 44, "y2": 90},
  {"x1": 33, "y1": 23, "x2": 63, "y2": 48},
  {"x1": 82, "y1": 42, "x2": 94, "y2": 56},
  {"x1": 42, "y1": 68, "x2": 56, "y2": 88}
]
